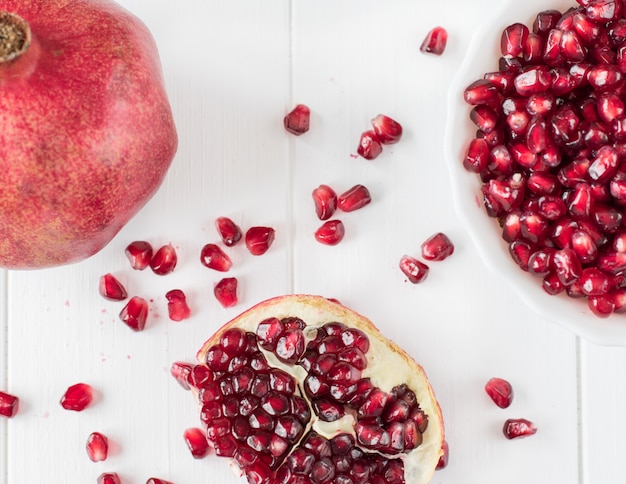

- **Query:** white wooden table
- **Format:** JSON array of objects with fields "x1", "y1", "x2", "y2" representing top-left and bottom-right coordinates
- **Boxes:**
[{"x1": 2, "y1": 1, "x2": 624, "y2": 483}]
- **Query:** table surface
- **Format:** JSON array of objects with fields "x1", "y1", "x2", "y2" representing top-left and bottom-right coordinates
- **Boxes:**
[{"x1": 3, "y1": 1, "x2": 625, "y2": 483}]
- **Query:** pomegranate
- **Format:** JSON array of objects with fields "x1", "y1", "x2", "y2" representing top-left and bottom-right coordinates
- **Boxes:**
[
  {"x1": 60, "y1": 383, "x2": 93, "y2": 411},
  {"x1": 0, "y1": 2, "x2": 177, "y2": 269},
  {"x1": 175, "y1": 295, "x2": 443, "y2": 484},
  {"x1": 86, "y1": 432, "x2": 109, "y2": 462}
]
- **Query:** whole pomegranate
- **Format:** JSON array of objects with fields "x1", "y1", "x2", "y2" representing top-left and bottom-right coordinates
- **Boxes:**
[
  {"x1": 0, "y1": 1, "x2": 177, "y2": 269},
  {"x1": 173, "y1": 295, "x2": 444, "y2": 484}
]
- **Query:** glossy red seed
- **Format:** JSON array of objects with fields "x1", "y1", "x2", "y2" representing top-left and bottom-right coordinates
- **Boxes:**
[
  {"x1": 357, "y1": 130, "x2": 383, "y2": 160},
  {"x1": 125, "y1": 240, "x2": 153, "y2": 270},
  {"x1": 586, "y1": 0, "x2": 622, "y2": 21},
  {"x1": 0, "y1": 391, "x2": 19, "y2": 418},
  {"x1": 503, "y1": 418, "x2": 537, "y2": 439},
  {"x1": 200, "y1": 243, "x2": 232, "y2": 272},
  {"x1": 98, "y1": 273, "x2": 128, "y2": 301},
  {"x1": 509, "y1": 240, "x2": 535, "y2": 271},
  {"x1": 284, "y1": 104, "x2": 310, "y2": 135},
  {"x1": 571, "y1": 230, "x2": 598, "y2": 264},
  {"x1": 543, "y1": 271, "x2": 566, "y2": 295},
  {"x1": 119, "y1": 296, "x2": 149, "y2": 331},
  {"x1": 314, "y1": 220, "x2": 345, "y2": 246},
  {"x1": 146, "y1": 479, "x2": 174, "y2": 484},
  {"x1": 337, "y1": 185, "x2": 371, "y2": 212},
  {"x1": 60, "y1": 383, "x2": 93, "y2": 411},
  {"x1": 170, "y1": 361, "x2": 193, "y2": 390},
  {"x1": 588, "y1": 294, "x2": 615, "y2": 317},
  {"x1": 553, "y1": 248, "x2": 583, "y2": 285},
  {"x1": 371, "y1": 114, "x2": 403, "y2": 144},
  {"x1": 165, "y1": 289, "x2": 191, "y2": 322},
  {"x1": 97, "y1": 473, "x2": 121, "y2": 484},
  {"x1": 463, "y1": 79, "x2": 500, "y2": 105},
  {"x1": 215, "y1": 216, "x2": 242, "y2": 247},
  {"x1": 399, "y1": 255, "x2": 429, "y2": 284},
  {"x1": 245, "y1": 226, "x2": 275, "y2": 255},
  {"x1": 485, "y1": 377, "x2": 514, "y2": 409},
  {"x1": 184, "y1": 427, "x2": 210, "y2": 458},
  {"x1": 312, "y1": 185, "x2": 338, "y2": 220},
  {"x1": 421, "y1": 232, "x2": 454, "y2": 261},
  {"x1": 214, "y1": 277, "x2": 238, "y2": 308},
  {"x1": 528, "y1": 248, "x2": 555, "y2": 277},
  {"x1": 420, "y1": 26, "x2": 448, "y2": 55},
  {"x1": 86, "y1": 432, "x2": 109, "y2": 462},
  {"x1": 150, "y1": 244, "x2": 178, "y2": 275},
  {"x1": 436, "y1": 440, "x2": 449, "y2": 470},
  {"x1": 463, "y1": 138, "x2": 489, "y2": 173},
  {"x1": 514, "y1": 66, "x2": 551, "y2": 96},
  {"x1": 501, "y1": 23, "x2": 529, "y2": 56}
]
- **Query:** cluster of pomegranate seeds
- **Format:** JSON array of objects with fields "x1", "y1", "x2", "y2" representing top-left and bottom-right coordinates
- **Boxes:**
[
  {"x1": 420, "y1": 27, "x2": 448, "y2": 56},
  {"x1": 357, "y1": 115, "x2": 403, "y2": 160},
  {"x1": 314, "y1": 220, "x2": 346, "y2": 246},
  {"x1": 0, "y1": 390, "x2": 19, "y2": 418},
  {"x1": 86, "y1": 432, "x2": 109, "y2": 462},
  {"x1": 183, "y1": 427, "x2": 210, "y2": 458},
  {"x1": 125, "y1": 241, "x2": 153, "y2": 270},
  {"x1": 214, "y1": 277, "x2": 239, "y2": 308},
  {"x1": 150, "y1": 244, "x2": 178, "y2": 275},
  {"x1": 165, "y1": 289, "x2": 191, "y2": 322},
  {"x1": 284, "y1": 104, "x2": 310, "y2": 136},
  {"x1": 99, "y1": 274, "x2": 128, "y2": 301},
  {"x1": 97, "y1": 473, "x2": 121, "y2": 484},
  {"x1": 484, "y1": 377, "x2": 514, "y2": 409},
  {"x1": 119, "y1": 296, "x2": 149, "y2": 331},
  {"x1": 400, "y1": 232, "x2": 455, "y2": 284},
  {"x1": 200, "y1": 243, "x2": 233, "y2": 272},
  {"x1": 503, "y1": 418, "x2": 537, "y2": 439},
  {"x1": 462, "y1": 2, "x2": 626, "y2": 317},
  {"x1": 60, "y1": 383, "x2": 94, "y2": 411},
  {"x1": 215, "y1": 216, "x2": 243, "y2": 247},
  {"x1": 245, "y1": 226, "x2": 276, "y2": 256}
]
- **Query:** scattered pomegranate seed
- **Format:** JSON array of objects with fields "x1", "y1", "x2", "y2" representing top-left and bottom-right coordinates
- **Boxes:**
[
  {"x1": 503, "y1": 418, "x2": 537, "y2": 439},
  {"x1": 86, "y1": 432, "x2": 109, "y2": 462},
  {"x1": 165, "y1": 289, "x2": 191, "y2": 322},
  {"x1": 337, "y1": 185, "x2": 371, "y2": 212},
  {"x1": 97, "y1": 473, "x2": 121, "y2": 484},
  {"x1": 436, "y1": 440, "x2": 449, "y2": 470},
  {"x1": 484, "y1": 377, "x2": 514, "y2": 408},
  {"x1": 370, "y1": 114, "x2": 403, "y2": 144},
  {"x1": 124, "y1": 241, "x2": 153, "y2": 270},
  {"x1": 150, "y1": 244, "x2": 178, "y2": 275},
  {"x1": 200, "y1": 243, "x2": 232, "y2": 272},
  {"x1": 98, "y1": 273, "x2": 128, "y2": 301},
  {"x1": 420, "y1": 26, "x2": 448, "y2": 56},
  {"x1": 60, "y1": 383, "x2": 93, "y2": 411},
  {"x1": 284, "y1": 104, "x2": 310, "y2": 136},
  {"x1": 214, "y1": 277, "x2": 238, "y2": 308},
  {"x1": 215, "y1": 216, "x2": 242, "y2": 247},
  {"x1": 183, "y1": 427, "x2": 210, "y2": 458},
  {"x1": 399, "y1": 255, "x2": 430, "y2": 284},
  {"x1": 0, "y1": 391, "x2": 19, "y2": 418},
  {"x1": 314, "y1": 220, "x2": 345, "y2": 246},
  {"x1": 421, "y1": 232, "x2": 454, "y2": 261},
  {"x1": 245, "y1": 226, "x2": 275, "y2": 256},
  {"x1": 312, "y1": 184, "x2": 338, "y2": 220},
  {"x1": 119, "y1": 296, "x2": 149, "y2": 331},
  {"x1": 357, "y1": 130, "x2": 383, "y2": 160},
  {"x1": 146, "y1": 479, "x2": 174, "y2": 484}
]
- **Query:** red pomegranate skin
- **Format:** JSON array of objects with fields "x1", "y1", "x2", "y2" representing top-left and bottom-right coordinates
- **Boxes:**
[{"x1": 0, "y1": 1, "x2": 178, "y2": 268}]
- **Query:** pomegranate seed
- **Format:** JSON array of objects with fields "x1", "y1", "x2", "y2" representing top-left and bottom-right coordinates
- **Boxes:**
[
  {"x1": 501, "y1": 23, "x2": 529, "y2": 56},
  {"x1": 125, "y1": 240, "x2": 153, "y2": 270},
  {"x1": 284, "y1": 104, "x2": 310, "y2": 135},
  {"x1": 463, "y1": 138, "x2": 489, "y2": 173},
  {"x1": 170, "y1": 361, "x2": 193, "y2": 390},
  {"x1": 245, "y1": 226, "x2": 275, "y2": 255},
  {"x1": 420, "y1": 27, "x2": 448, "y2": 55},
  {"x1": 421, "y1": 232, "x2": 454, "y2": 261},
  {"x1": 543, "y1": 271, "x2": 567, "y2": 295},
  {"x1": 98, "y1": 273, "x2": 128, "y2": 301},
  {"x1": 586, "y1": 0, "x2": 622, "y2": 21},
  {"x1": 588, "y1": 65, "x2": 623, "y2": 91},
  {"x1": 200, "y1": 243, "x2": 232, "y2": 272},
  {"x1": 146, "y1": 479, "x2": 174, "y2": 484},
  {"x1": 314, "y1": 220, "x2": 345, "y2": 246},
  {"x1": 337, "y1": 185, "x2": 371, "y2": 212},
  {"x1": 119, "y1": 296, "x2": 149, "y2": 331},
  {"x1": 370, "y1": 114, "x2": 403, "y2": 144},
  {"x1": 399, "y1": 255, "x2": 429, "y2": 284},
  {"x1": 184, "y1": 427, "x2": 210, "y2": 458},
  {"x1": 215, "y1": 216, "x2": 242, "y2": 247},
  {"x1": 571, "y1": 230, "x2": 598, "y2": 263},
  {"x1": 463, "y1": 79, "x2": 500, "y2": 105},
  {"x1": 86, "y1": 432, "x2": 109, "y2": 462},
  {"x1": 588, "y1": 294, "x2": 616, "y2": 317},
  {"x1": 436, "y1": 440, "x2": 449, "y2": 470},
  {"x1": 312, "y1": 185, "x2": 338, "y2": 220},
  {"x1": 0, "y1": 391, "x2": 19, "y2": 418},
  {"x1": 503, "y1": 418, "x2": 537, "y2": 439},
  {"x1": 589, "y1": 146, "x2": 619, "y2": 183},
  {"x1": 553, "y1": 248, "x2": 583, "y2": 285},
  {"x1": 165, "y1": 289, "x2": 191, "y2": 322},
  {"x1": 150, "y1": 244, "x2": 177, "y2": 275},
  {"x1": 97, "y1": 473, "x2": 121, "y2": 484},
  {"x1": 509, "y1": 240, "x2": 535, "y2": 271},
  {"x1": 524, "y1": 33, "x2": 544, "y2": 63},
  {"x1": 470, "y1": 105, "x2": 499, "y2": 133},
  {"x1": 485, "y1": 377, "x2": 514, "y2": 409},
  {"x1": 560, "y1": 30, "x2": 586, "y2": 61},
  {"x1": 514, "y1": 66, "x2": 551, "y2": 96},
  {"x1": 529, "y1": 248, "x2": 555, "y2": 277},
  {"x1": 60, "y1": 383, "x2": 93, "y2": 411},
  {"x1": 357, "y1": 130, "x2": 383, "y2": 160},
  {"x1": 579, "y1": 268, "x2": 611, "y2": 295},
  {"x1": 214, "y1": 277, "x2": 238, "y2": 308}
]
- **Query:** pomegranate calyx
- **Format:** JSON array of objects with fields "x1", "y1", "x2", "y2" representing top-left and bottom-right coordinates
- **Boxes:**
[{"x1": 0, "y1": 12, "x2": 30, "y2": 63}]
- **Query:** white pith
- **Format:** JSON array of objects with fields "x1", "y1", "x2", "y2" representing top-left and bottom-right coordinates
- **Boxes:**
[{"x1": 196, "y1": 294, "x2": 444, "y2": 484}]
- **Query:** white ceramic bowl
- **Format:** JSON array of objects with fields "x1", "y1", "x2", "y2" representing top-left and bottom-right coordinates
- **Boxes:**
[{"x1": 444, "y1": 0, "x2": 626, "y2": 346}]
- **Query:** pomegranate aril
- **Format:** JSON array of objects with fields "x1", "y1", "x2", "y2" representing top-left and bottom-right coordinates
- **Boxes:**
[
  {"x1": 509, "y1": 240, "x2": 535, "y2": 271},
  {"x1": 501, "y1": 23, "x2": 529, "y2": 56},
  {"x1": 598, "y1": 251, "x2": 626, "y2": 273},
  {"x1": 99, "y1": 273, "x2": 127, "y2": 301},
  {"x1": 165, "y1": 289, "x2": 191, "y2": 322},
  {"x1": 560, "y1": 30, "x2": 586, "y2": 61},
  {"x1": 214, "y1": 277, "x2": 238, "y2": 308},
  {"x1": 436, "y1": 440, "x2": 449, "y2": 470},
  {"x1": 337, "y1": 184, "x2": 371, "y2": 212},
  {"x1": 184, "y1": 427, "x2": 210, "y2": 458},
  {"x1": 357, "y1": 130, "x2": 383, "y2": 160},
  {"x1": 589, "y1": 293, "x2": 616, "y2": 317},
  {"x1": 420, "y1": 26, "x2": 447, "y2": 55},
  {"x1": 245, "y1": 226, "x2": 275, "y2": 256},
  {"x1": 514, "y1": 66, "x2": 551, "y2": 96},
  {"x1": 312, "y1": 184, "x2": 338, "y2": 220},
  {"x1": 275, "y1": 329, "x2": 305, "y2": 363},
  {"x1": 215, "y1": 216, "x2": 242, "y2": 247},
  {"x1": 421, "y1": 232, "x2": 454, "y2": 261},
  {"x1": 463, "y1": 79, "x2": 500, "y2": 105},
  {"x1": 97, "y1": 473, "x2": 121, "y2": 484},
  {"x1": 60, "y1": 383, "x2": 93, "y2": 411},
  {"x1": 315, "y1": 220, "x2": 345, "y2": 246},
  {"x1": 146, "y1": 479, "x2": 174, "y2": 484},
  {"x1": 553, "y1": 248, "x2": 583, "y2": 285},
  {"x1": 284, "y1": 104, "x2": 310, "y2": 136},
  {"x1": 125, "y1": 240, "x2": 153, "y2": 270},
  {"x1": 371, "y1": 114, "x2": 403, "y2": 144},
  {"x1": 150, "y1": 244, "x2": 177, "y2": 275},
  {"x1": 399, "y1": 255, "x2": 429, "y2": 284},
  {"x1": 470, "y1": 105, "x2": 499, "y2": 133},
  {"x1": 503, "y1": 418, "x2": 537, "y2": 439},
  {"x1": 529, "y1": 248, "x2": 555, "y2": 277},
  {"x1": 586, "y1": 0, "x2": 622, "y2": 21},
  {"x1": 571, "y1": 230, "x2": 598, "y2": 263},
  {"x1": 543, "y1": 29, "x2": 563, "y2": 66},
  {"x1": 200, "y1": 243, "x2": 232, "y2": 272},
  {"x1": 86, "y1": 432, "x2": 109, "y2": 462},
  {"x1": 119, "y1": 296, "x2": 148, "y2": 331},
  {"x1": 0, "y1": 391, "x2": 18, "y2": 418},
  {"x1": 543, "y1": 271, "x2": 567, "y2": 295},
  {"x1": 463, "y1": 138, "x2": 490, "y2": 173},
  {"x1": 588, "y1": 65, "x2": 623, "y2": 91},
  {"x1": 485, "y1": 377, "x2": 514, "y2": 409}
]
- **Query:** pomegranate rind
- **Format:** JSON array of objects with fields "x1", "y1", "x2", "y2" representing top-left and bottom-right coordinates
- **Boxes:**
[{"x1": 196, "y1": 294, "x2": 444, "y2": 484}]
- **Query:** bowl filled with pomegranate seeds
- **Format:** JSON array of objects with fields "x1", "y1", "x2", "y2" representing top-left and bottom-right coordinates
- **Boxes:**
[{"x1": 445, "y1": 0, "x2": 626, "y2": 345}]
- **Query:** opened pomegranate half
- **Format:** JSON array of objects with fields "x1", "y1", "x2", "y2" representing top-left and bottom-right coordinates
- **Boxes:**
[{"x1": 174, "y1": 295, "x2": 444, "y2": 484}]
